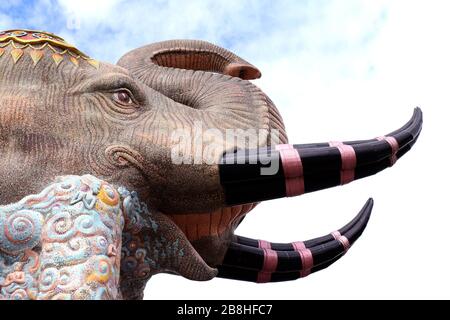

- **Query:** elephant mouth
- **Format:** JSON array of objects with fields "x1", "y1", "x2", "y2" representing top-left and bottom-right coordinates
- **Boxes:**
[{"x1": 167, "y1": 108, "x2": 422, "y2": 282}]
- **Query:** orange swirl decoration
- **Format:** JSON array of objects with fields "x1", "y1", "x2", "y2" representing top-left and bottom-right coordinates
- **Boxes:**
[
  {"x1": 97, "y1": 183, "x2": 119, "y2": 206},
  {"x1": 86, "y1": 257, "x2": 112, "y2": 284}
]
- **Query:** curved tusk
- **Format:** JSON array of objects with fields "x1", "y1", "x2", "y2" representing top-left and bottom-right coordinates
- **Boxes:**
[
  {"x1": 220, "y1": 108, "x2": 422, "y2": 205},
  {"x1": 216, "y1": 199, "x2": 373, "y2": 283}
]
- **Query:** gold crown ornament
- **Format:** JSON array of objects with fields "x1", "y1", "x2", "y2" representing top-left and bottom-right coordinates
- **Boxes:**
[{"x1": 0, "y1": 29, "x2": 99, "y2": 69}]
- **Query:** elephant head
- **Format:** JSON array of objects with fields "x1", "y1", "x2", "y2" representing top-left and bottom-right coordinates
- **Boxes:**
[{"x1": 0, "y1": 30, "x2": 422, "y2": 296}]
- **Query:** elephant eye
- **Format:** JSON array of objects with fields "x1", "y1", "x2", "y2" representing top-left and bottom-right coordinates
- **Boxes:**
[{"x1": 112, "y1": 89, "x2": 134, "y2": 106}]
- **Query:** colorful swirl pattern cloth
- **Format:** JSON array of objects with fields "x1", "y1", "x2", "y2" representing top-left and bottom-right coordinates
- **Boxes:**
[
  {"x1": 0, "y1": 175, "x2": 124, "y2": 299},
  {"x1": 0, "y1": 175, "x2": 193, "y2": 300},
  {"x1": 0, "y1": 174, "x2": 215, "y2": 300}
]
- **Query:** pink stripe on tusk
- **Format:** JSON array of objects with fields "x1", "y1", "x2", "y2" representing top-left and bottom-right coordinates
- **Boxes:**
[
  {"x1": 292, "y1": 241, "x2": 306, "y2": 251},
  {"x1": 275, "y1": 144, "x2": 294, "y2": 151},
  {"x1": 257, "y1": 248, "x2": 278, "y2": 283},
  {"x1": 338, "y1": 236, "x2": 350, "y2": 252},
  {"x1": 292, "y1": 241, "x2": 313, "y2": 277},
  {"x1": 331, "y1": 230, "x2": 341, "y2": 240},
  {"x1": 275, "y1": 144, "x2": 305, "y2": 197},
  {"x1": 256, "y1": 272, "x2": 271, "y2": 283},
  {"x1": 377, "y1": 136, "x2": 399, "y2": 166},
  {"x1": 298, "y1": 248, "x2": 313, "y2": 277},
  {"x1": 329, "y1": 141, "x2": 356, "y2": 185},
  {"x1": 331, "y1": 230, "x2": 351, "y2": 252},
  {"x1": 258, "y1": 240, "x2": 271, "y2": 249}
]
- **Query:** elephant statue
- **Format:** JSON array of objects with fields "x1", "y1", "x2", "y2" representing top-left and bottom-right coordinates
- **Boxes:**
[{"x1": 0, "y1": 30, "x2": 422, "y2": 299}]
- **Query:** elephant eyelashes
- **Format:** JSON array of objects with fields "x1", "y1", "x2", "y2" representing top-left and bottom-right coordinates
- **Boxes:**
[{"x1": 112, "y1": 89, "x2": 134, "y2": 106}]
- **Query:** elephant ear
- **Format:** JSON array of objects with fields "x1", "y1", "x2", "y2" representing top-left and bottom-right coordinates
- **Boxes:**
[{"x1": 117, "y1": 39, "x2": 287, "y2": 143}]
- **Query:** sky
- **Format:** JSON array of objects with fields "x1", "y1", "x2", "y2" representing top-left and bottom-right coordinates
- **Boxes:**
[{"x1": 1, "y1": 0, "x2": 449, "y2": 299}]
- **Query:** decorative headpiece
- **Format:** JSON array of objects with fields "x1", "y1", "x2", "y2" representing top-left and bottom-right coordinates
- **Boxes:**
[{"x1": 0, "y1": 29, "x2": 99, "y2": 68}]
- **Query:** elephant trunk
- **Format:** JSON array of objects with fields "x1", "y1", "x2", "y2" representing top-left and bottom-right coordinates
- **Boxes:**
[{"x1": 141, "y1": 39, "x2": 261, "y2": 79}]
